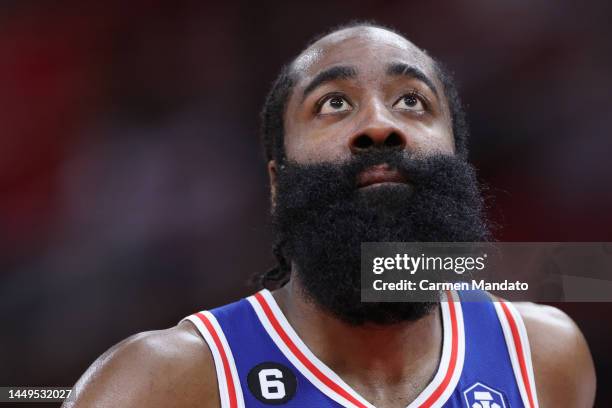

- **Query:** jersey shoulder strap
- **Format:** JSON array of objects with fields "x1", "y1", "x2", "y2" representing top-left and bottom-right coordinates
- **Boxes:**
[
  {"x1": 457, "y1": 290, "x2": 539, "y2": 408},
  {"x1": 181, "y1": 299, "x2": 247, "y2": 408}
]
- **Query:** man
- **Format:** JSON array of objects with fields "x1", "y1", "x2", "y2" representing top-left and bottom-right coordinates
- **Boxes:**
[{"x1": 65, "y1": 23, "x2": 596, "y2": 407}]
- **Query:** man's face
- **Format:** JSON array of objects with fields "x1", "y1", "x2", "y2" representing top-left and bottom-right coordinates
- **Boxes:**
[
  {"x1": 268, "y1": 27, "x2": 490, "y2": 325},
  {"x1": 282, "y1": 27, "x2": 454, "y2": 166}
]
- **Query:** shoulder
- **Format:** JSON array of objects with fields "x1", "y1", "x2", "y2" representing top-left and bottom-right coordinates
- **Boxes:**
[
  {"x1": 63, "y1": 321, "x2": 219, "y2": 408},
  {"x1": 512, "y1": 302, "x2": 596, "y2": 407}
]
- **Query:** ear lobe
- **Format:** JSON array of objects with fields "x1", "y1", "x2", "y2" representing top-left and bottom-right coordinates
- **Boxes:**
[{"x1": 267, "y1": 160, "x2": 278, "y2": 210}]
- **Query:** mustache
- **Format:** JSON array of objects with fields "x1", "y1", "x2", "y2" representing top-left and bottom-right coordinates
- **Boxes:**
[
  {"x1": 279, "y1": 150, "x2": 411, "y2": 184},
  {"x1": 275, "y1": 150, "x2": 469, "y2": 208},
  {"x1": 278, "y1": 150, "x2": 462, "y2": 184}
]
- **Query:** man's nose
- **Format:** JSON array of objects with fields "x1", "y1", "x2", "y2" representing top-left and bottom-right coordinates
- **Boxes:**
[{"x1": 348, "y1": 101, "x2": 408, "y2": 154}]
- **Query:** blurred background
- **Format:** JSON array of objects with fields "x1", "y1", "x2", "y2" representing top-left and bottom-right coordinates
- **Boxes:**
[{"x1": 1, "y1": 0, "x2": 611, "y2": 406}]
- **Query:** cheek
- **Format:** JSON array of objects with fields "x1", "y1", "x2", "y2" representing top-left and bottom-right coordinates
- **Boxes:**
[
  {"x1": 406, "y1": 121, "x2": 455, "y2": 155},
  {"x1": 284, "y1": 121, "x2": 352, "y2": 163}
]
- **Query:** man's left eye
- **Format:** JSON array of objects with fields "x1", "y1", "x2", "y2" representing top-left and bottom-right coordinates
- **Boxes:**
[{"x1": 393, "y1": 94, "x2": 425, "y2": 112}]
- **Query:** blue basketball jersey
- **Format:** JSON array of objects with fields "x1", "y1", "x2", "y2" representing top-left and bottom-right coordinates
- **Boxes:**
[{"x1": 182, "y1": 290, "x2": 539, "y2": 408}]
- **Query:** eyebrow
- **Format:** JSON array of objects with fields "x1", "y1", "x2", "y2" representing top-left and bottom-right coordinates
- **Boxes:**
[
  {"x1": 301, "y1": 65, "x2": 357, "y2": 100},
  {"x1": 386, "y1": 63, "x2": 439, "y2": 97},
  {"x1": 300, "y1": 62, "x2": 439, "y2": 102}
]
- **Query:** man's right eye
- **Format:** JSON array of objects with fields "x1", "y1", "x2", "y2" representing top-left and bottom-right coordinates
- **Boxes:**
[{"x1": 317, "y1": 95, "x2": 353, "y2": 115}]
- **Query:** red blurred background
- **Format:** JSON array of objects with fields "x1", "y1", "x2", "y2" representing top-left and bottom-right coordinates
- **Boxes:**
[{"x1": 1, "y1": 1, "x2": 611, "y2": 406}]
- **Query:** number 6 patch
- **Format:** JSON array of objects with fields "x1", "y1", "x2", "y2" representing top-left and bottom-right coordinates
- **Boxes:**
[{"x1": 247, "y1": 362, "x2": 297, "y2": 404}]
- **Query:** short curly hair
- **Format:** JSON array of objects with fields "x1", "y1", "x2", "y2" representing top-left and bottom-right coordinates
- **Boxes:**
[{"x1": 260, "y1": 21, "x2": 470, "y2": 164}]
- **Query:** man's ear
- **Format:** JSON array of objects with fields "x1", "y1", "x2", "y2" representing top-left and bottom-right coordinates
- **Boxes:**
[{"x1": 267, "y1": 160, "x2": 278, "y2": 210}]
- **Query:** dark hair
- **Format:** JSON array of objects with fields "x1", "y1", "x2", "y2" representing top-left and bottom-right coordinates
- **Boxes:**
[{"x1": 258, "y1": 22, "x2": 471, "y2": 288}]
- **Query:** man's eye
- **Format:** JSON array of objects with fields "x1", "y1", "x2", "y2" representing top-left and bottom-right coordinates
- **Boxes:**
[
  {"x1": 318, "y1": 95, "x2": 353, "y2": 114},
  {"x1": 393, "y1": 93, "x2": 425, "y2": 112}
]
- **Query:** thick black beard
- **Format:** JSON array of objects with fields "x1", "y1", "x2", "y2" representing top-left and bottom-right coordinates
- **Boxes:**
[{"x1": 272, "y1": 150, "x2": 491, "y2": 326}]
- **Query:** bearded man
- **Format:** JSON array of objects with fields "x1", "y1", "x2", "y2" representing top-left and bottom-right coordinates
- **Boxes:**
[{"x1": 64, "y1": 23, "x2": 595, "y2": 408}]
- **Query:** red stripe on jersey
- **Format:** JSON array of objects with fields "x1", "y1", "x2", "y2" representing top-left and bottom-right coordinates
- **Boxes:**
[
  {"x1": 254, "y1": 292, "x2": 370, "y2": 408},
  {"x1": 195, "y1": 312, "x2": 238, "y2": 408},
  {"x1": 500, "y1": 302, "x2": 536, "y2": 408},
  {"x1": 418, "y1": 290, "x2": 459, "y2": 408}
]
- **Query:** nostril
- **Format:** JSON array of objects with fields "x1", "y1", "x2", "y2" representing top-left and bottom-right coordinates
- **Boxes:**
[
  {"x1": 384, "y1": 133, "x2": 404, "y2": 148},
  {"x1": 353, "y1": 134, "x2": 374, "y2": 149}
]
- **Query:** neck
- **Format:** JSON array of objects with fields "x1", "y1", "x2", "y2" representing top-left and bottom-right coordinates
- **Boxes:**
[{"x1": 272, "y1": 275, "x2": 443, "y2": 389}]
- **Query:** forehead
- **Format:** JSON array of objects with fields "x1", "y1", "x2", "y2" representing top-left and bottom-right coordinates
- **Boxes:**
[{"x1": 292, "y1": 26, "x2": 438, "y2": 86}]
